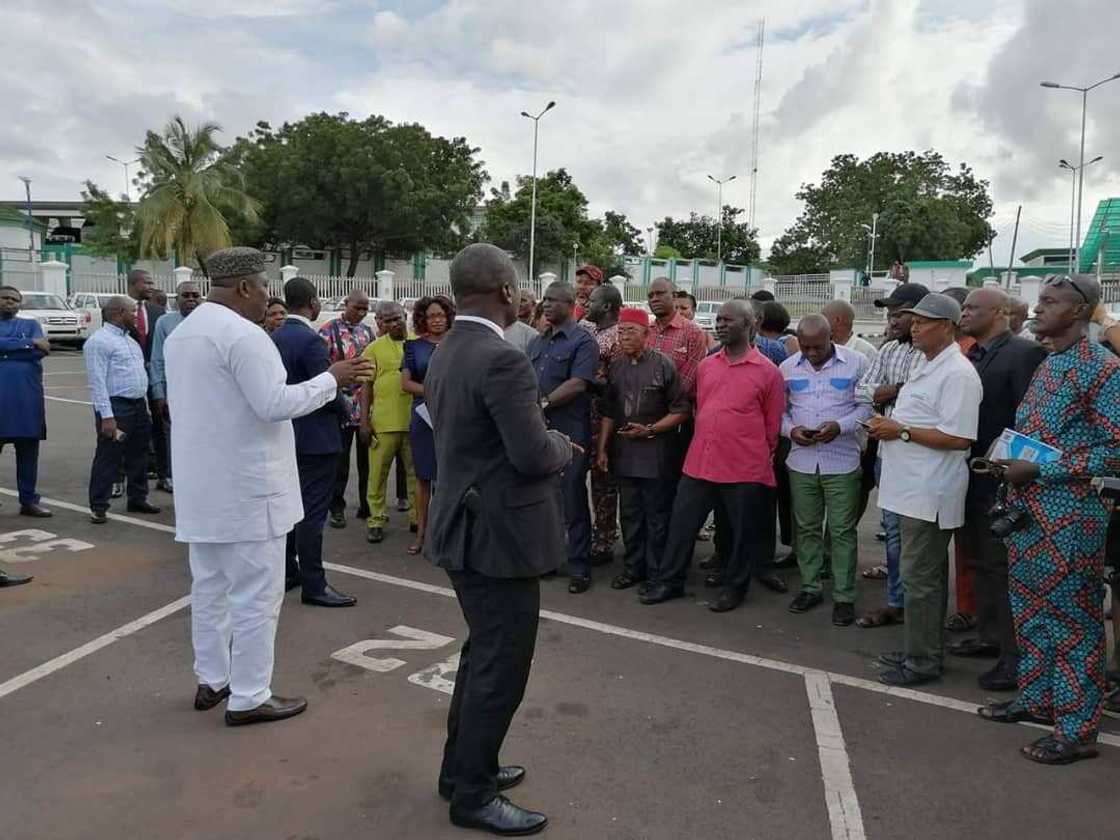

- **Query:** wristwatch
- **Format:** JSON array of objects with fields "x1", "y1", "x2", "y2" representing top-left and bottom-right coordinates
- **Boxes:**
[
  {"x1": 643, "y1": 424, "x2": 656, "y2": 438},
  {"x1": 899, "y1": 426, "x2": 912, "y2": 443},
  {"x1": 540, "y1": 397, "x2": 551, "y2": 411}
]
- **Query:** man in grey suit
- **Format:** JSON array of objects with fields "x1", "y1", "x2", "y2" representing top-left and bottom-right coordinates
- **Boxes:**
[{"x1": 426, "y1": 243, "x2": 575, "y2": 836}]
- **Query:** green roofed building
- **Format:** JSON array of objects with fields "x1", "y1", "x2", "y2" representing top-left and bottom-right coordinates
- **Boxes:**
[{"x1": 1079, "y1": 198, "x2": 1120, "y2": 274}]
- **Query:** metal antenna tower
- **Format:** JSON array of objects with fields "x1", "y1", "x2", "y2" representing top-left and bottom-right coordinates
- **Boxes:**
[{"x1": 748, "y1": 19, "x2": 765, "y2": 231}]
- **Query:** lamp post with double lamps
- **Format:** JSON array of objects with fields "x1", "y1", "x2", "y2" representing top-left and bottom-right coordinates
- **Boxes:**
[
  {"x1": 520, "y1": 101, "x2": 556, "y2": 287},
  {"x1": 106, "y1": 155, "x2": 141, "y2": 202},
  {"x1": 706, "y1": 174, "x2": 736, "y2": 264},
  {"x1": 1059, "y1": 157, "x2": 1103, "y2": 270}
]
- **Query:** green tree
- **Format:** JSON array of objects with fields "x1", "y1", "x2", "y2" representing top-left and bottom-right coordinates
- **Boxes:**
[
  {"x1": 234, "y1": 113, "x2": 487, "y2": 276},
  {"x1": 480, "y1": 169, "x2": 642, "y2": 276},
  {"x1": 134, "y1": 115, "x2": 260, "y2": 270},
  {"x1": 79, "y1": 181, "x2": 141, "y2": 262},
  {"x1": 768, "y1": 150, "x2": 994, "y2": 274},
  {"x1": 655, "y1": 207, "x2": 760, "y2": 264}
]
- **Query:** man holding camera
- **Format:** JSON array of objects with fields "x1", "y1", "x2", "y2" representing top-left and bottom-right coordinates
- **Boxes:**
[
  {"x1": 978, "y1": 275, "x2": 1120, "y2": 766},
  {"x1": 867, "y1": 294, "x2": 982, "y2": 687},
  {"x1": 949, "y1": 288, "x2": 1047, "y2": 691}
]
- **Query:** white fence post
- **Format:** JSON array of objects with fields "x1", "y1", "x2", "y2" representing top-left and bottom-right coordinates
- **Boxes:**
[
  {"x1": 375, "y1": 269, "x2": 395, "y2": 301},
  {"x1": 609, "y1": 274, "x2": 627, "y2": 300},
  {"x1": 280, "y1": 264, "x2": 299, "y2": 287},
  {"x1": 172, "y1": 265, "x2": 194, "y2": 291},
  {"x1": 37, "y1": 259, "x2": 68, "y2": 297},
  {"x1": 829, "y1": 269, "x2": 856, "y2": 301},
  {"x1": 932, "y1": 277, "x2": 951, "y2": 293},
  {"x1": 1019, "y1": 276, "x2": 1042, "y2": 309},
  {"x1": 762, "y1": 276, "x2": 777, "y2": 296},
  {"x1": 539, "y1": 272, "x2": 558, "y2": 288}
]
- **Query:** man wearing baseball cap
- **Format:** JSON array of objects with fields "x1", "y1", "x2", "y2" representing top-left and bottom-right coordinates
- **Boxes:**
[
  {"x1": 866, "y1": 293, "x2": 982, "y2": 686},
  {"x1": 854, "y1": 283, "x2": 928, "y2": 629},
  {"x1": 573, "y1": 263, "x2": 604, "y2": 321}
]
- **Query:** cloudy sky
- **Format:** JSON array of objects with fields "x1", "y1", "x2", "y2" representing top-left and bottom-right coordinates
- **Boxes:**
[{"x1": 2, "y1": 0, "x2": 1118, "y2": 263}]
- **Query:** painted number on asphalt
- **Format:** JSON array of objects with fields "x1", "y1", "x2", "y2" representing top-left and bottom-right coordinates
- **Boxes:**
[
  {"x1": 0, "y1": 529, "x2": 94, "y2": 563},
  {"x1": 332, "y1": 626, "x2": 460, "y2": 694}
]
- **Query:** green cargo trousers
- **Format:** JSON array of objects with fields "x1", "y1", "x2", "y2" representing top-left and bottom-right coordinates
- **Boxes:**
[{"x1": 789, "y1": 468, "x2": 861, "y2": 604}]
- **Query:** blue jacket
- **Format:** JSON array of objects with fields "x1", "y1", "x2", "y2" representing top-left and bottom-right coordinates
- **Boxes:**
[{"x1": 272, "y1": 316, "x2": 344, "y2": 456}]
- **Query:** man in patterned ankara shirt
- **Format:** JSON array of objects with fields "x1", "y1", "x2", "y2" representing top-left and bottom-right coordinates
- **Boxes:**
[{"x1": 979, "y1": 274, "x2": 1120, "y2": 766}]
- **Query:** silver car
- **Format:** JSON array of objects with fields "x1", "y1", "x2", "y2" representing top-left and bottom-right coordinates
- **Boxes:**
[{"x1": 19, "y1": 291, "x2": 85, "y2": 345}]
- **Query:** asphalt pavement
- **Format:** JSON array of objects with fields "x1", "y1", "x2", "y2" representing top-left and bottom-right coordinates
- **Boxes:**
[{"x1": 0, "y1": 350, "x2": 1115, "y2": 840}]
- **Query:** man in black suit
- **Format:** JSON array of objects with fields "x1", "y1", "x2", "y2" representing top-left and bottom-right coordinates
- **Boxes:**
[
  {"x1": 272, "y1": 277, "x2": 356, "y2": 608},
  {"x1": 426, "y1": 243, "x2": 575, "y2": 836},
  {"x1": 125, "y1": 269, "x2": 172, "y2": 493},
  {"x1": 950, "y1": 287, "x2": 1047, "y2": 689}
]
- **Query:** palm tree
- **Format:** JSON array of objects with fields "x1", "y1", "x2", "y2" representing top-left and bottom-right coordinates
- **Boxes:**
[{"x1": 135, "y1": 115, "x2": 260, "y2": 271}]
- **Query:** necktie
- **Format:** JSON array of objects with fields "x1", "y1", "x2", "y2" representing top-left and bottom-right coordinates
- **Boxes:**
[{"x1": 136, "y1": 303, "x2": 147, "y2": 347}]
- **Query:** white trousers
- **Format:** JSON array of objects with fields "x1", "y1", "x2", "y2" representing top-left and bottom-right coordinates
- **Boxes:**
[{"x1": 188, "y1": 536, "x2": 285, "y2": 712}]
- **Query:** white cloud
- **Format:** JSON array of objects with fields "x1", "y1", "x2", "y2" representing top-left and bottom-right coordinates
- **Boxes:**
[{"x1": 2, "y1": 0, "x2": 1116, "y2": 264}]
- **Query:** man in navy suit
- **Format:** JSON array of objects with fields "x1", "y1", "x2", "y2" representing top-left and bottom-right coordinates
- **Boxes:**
[{"x1": 272, "y1": 277, "x2": 357, "y2": 608}]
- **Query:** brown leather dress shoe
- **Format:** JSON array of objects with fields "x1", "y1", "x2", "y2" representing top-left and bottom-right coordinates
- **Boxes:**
[
  {"x1": 194, "y1": 683, "x2": 231, "y2": 711},
  {"x1": 225, "y1": 695, "x2": 308, "y2": 727},
  {"x1": 19, "y1": 504, "x2": 52, "y2": 518}
]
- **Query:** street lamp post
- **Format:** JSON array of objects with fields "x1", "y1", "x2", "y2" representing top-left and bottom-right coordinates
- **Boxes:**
[
  {"x1": 646, "y1": 226, "x2": 654, "y2": 255},
  {"x1": 1041, "y1": 72, "x2": 1120, "y2": 271},
  {"x1": 520, "y1": 101, "x2": 556, "y2": 287},
  {"x1": 861, "y1": 212, "x2": 880, "y2": 278},
  {"x1": 706, "y1": 174, "x2": 736, "y2": 263},
  {"x1": 18, "y1": 176, "x2": 33, "y2": 257},
  {"x1": 1059, "y1": 157, "x2": 1103, "y2": 270},
  {"x1": 106, "y1": 154, "x2": 141, "y2": 202}
]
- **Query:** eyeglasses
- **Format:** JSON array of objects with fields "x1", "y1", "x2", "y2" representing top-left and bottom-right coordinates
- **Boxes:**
[{"x1": 1042, "y1": 275, "x2": 1090, "y2": 306}]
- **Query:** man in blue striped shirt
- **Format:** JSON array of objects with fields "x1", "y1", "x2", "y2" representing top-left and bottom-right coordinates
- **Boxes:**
[{"x1": 83, "y1": 296, "x2": 160, "y2": 524}]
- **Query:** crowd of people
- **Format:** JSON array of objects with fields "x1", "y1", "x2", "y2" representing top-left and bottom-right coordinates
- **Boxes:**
[{"x1": 2, "y1": 244, "x2": 1120, "y2": 785}]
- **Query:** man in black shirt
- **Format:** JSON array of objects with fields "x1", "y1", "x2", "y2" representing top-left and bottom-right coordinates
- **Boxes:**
[{"x1": 597, "y1": 308, "x2": 692, "y2": 590}]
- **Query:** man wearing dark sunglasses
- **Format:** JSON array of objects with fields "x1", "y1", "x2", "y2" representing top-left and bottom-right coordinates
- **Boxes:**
[{"x1": 979, "y1": 274, "x2": 1120, "y2": 766}]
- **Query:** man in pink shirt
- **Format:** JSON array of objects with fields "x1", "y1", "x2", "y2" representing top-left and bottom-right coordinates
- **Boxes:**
[{"x1": 641, "y1": 299, "x2": 786, "y2": 612}]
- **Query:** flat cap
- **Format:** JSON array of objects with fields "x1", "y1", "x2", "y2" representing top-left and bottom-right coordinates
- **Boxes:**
[
  {"x1": 206, "y1": 247, "x2": 267, "y2": 281},
  {"x1": 900, "y1": 293, "x2": 961, "y2": 325}
]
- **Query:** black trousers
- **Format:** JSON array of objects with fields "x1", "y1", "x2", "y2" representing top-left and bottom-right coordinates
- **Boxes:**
[
  {"x1": 856, "y1": 439, "x2": 879, "y2": 523},
  {"x1": 285, "y1": 453, "x2": 337, "y2": 595},
  {"x1": 440, "y1": 568, "x2": 540, "y2": 810},
  {"x1": 561, "y1": 449, "x2": 592, "y2": 579},
  {"x1": 773, "y1": 438, "x2": 793, "y2": 548},
  {"x1": 395, "y1": 453, "x2": 409, "y2": 504},
  {"x1": 88, "y1": 397, "x2": 151, "y2": 513},
  {"x1": 655, "y1": 476, "x2": 769, "y2": 591},
  {"x1": 618, "y1": 476, "x2": 675, "y2": 579},
  {"x1": 148, "y1": 389, "x2": 169, "y2": 480},
  {"x1": 957, "y1": 509, "x2": 1017, "y2": 664},
  {"x1": 330, "y1": 426, "x2": 370, "y2": 516}
]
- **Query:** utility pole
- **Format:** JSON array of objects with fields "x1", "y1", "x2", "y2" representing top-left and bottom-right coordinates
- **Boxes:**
[
  {"x1": 1005, "y1": 205, "x2": 1022, "y2": 288},
  {"x1": 861, "y1": 213, "x2": 879, "y2": 278},
  {"x1": 707, "y1": 174, "x2": 736, "y2": 263},
  {"x1": 18, "y1": 176, "x2": 33, "y2": 258}
]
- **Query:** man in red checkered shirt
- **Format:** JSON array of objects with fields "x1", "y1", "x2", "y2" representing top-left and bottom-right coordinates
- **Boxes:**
[{"x1": 645, "y1": 277, "x2": 708, "y2": 398}]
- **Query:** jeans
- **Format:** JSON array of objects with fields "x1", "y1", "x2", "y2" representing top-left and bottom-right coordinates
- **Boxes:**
[
  {"x1": 876, "y1": 458, "x2": 904, "y2": 609},
  {"x1": 561, "y1": 448, "x2": 592, "y2": 579}
]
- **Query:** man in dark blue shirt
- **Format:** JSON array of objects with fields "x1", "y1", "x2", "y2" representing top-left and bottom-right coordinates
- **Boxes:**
[{"x1": 529, "y1": 282, "x2": 599, "y2": 592}]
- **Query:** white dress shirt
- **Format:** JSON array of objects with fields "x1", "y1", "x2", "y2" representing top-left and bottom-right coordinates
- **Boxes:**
[
  {"x1": 165, "y1": 302, "x2": 337, "y2": 543},
  {"x1": 878, "y1": 343, "x2": 982, "y2": 529},
  {"x1": 844, "y1": 334, "x2": 879, "y2": 363},
  {"x1": 83, "y1": 322, "x2": 148, "y2": 417},
  {"x1": 456, "y1": 314, "x2": 505, "y2": 338}
]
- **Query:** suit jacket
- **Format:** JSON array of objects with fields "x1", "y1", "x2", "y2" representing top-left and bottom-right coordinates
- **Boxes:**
[
  {"x1": 272, "y1": 317, "x2": 345, "y2": 456},
  {"x1": 966, "y1": 331, "x2": 1048, "y2": 512},
  {"x1": 127, "y1": 299, "x2": 166, "y2": 363},
  {"x1": 425, "y1": 319, "x2": 572, "y2": 577}
]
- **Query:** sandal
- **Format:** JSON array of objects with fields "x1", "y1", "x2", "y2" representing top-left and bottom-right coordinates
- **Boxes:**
[
  {"x1": 977, "y1": 701, "x2": 1054, "y2": 726},
  {"x1": 407, "y1": 541, "x2": 424, "y2": 556},
  {"x1": 945, "y1": 612, "x2": 977, "y2": 632},
  {"x1": 856, "y1": 606, "x2": 904, "y2": 629},
  {"x1": 1020, "y1": 735, "x2": 1098, "y2": 766},
  {"x1": 861, "y1": 564, "x2": 888, "y2": 580}
]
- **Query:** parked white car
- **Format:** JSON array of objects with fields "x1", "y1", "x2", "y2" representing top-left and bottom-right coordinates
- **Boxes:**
[
  {"x1": 68, "y1": 292, "x2": 122, "y2": 334},
  {"x1": 20, "y1": 292, "x2": 86, "y2": 346},
  {"x1": 694, "y1": 301, "x2": 719, "y2": 330},
  {"x1": 622, "y1": 300, "x2": 655, "y2": 325}
]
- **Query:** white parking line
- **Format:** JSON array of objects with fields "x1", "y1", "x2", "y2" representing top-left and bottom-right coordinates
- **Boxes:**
[
  {"x1": 44, "y1": 395, "x2": 93, "y2": 406},
  {"x1": 42, "y1": 371, "x2": 88, "y2": 376},
  {"x1": 806, "y1": 672, "x2": 866, "y2": 840},
  {"x1": 3, "y1": 487, "x2": 1118, "y2": 751}
]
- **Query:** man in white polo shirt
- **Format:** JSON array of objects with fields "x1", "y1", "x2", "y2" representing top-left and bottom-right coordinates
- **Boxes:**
[{"x1": 867, "y1": 293, "x2": 982, "y2": 686}]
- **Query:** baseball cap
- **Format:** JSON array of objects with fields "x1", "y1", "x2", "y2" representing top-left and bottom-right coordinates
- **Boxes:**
[
  {"x1": 874, "y1": 282, "x2": 930, "y2": 309},
  {"x1": 900, "y1": 293, "x2": 962, "y2": 325}
]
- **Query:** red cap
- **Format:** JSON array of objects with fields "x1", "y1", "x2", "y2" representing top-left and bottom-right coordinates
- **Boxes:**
[
  {"x1": 575, "y1": 264, "x2": 604, "y2": 284},
  {"x1": 619, "y1": 307, "x2": 649, "y2": 327}
]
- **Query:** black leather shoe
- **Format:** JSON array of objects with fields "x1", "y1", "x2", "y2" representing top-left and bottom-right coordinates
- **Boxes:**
[
  {"x1": 877, "y1": 650, "x2": 907, "y2": 667},
  {"x1": 568, "y1": 575, "x2": 591, "y2": 594},
  {"x1": 772, "y1": 552, "x2": 798, "y2": 569},
  {"x1": 0, "y1": 568, "x2": 33, "y2": 587},
  {"x1": 110, "y1": 482, "x2": 124, "y2": 499},
  {"x1": 439, "y1": 765, "x2": 526, "y2": 801},
  {"x1": 879, "y1": 665, "x2": 940, "y2": 687},
  {"x1": 978, "y1": 661, "x2": 1018, "y2": 692},
  {"x1": 409, "y1": 523, "x2": 419, "y2": 534},
  {"x1": 156, "y1": 478, "x2": 174, "y2": 493},
  {"x1": 449, "y1": 795, "x2": 547, "y2": 836},
  {"x1": 194, "y1": 683, "x2": 230, "y2": 711},
  {"x1": 832, "y1": 603, "x2": 856, "y2": 627},
  {"x1": 225, "y1": 695, "x2": 308, "y2": 726},
  {"x1": 710, "y1": 588, "x2": 745, "y2": 613},
  {"x1": 611, "y1": 573, "x2": 645, "y2": 590},
  {"x1": 367, "y1": 527, "x2": 384, "y2": 544},
  {"x1": 89, "y1": 511, "x2": 108, "y2": 525},
  {"x1": 639, "y1": 583, "x2": 684, "y2": 605},
  {"x1": 947, "y1": 639, "x2": 1000, "y2": 659},
  {"x1": 329, "y1": 512, "x2": 346, "y2": 529},
  {"x1": 126, "y1": 501, "x2": 162, "y2": 514},
  {"x1": 356, "y1": 507, "x2": 371, "y2": 520},
  {"x1": 704, "y1": 571, "x2": 725, "y2": 588},
  {"x1": 19, "y1": 504, "x2": 52, "y2": 518},
  {"x1": 588, "y1": 552, "x2": 614, "y2": 567},
  {"x1": 758, "y1": 572, "x2": 789, "y2": 594},
  {"x1": 284, "y1": 577, "x2": 301, "y2": 592},
  {"x1": 698, "y1": 556, "x2": 720, "y2": 571},
  {"x1": 302, "y1": 585, "x2": 357, "y2": 608},
  {"x1": 788, "y1": 591, "x2": 823, "y2": 613}
]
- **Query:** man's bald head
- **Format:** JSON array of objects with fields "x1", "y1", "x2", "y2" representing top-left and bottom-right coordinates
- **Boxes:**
[
  {"x1": 1007, "y1": 296, "x2": 1030, "y2": 333},
  {"x1": 647, "y1": 276, "x2": 677, "y2": 320},
  {"x1": 822, "y1": 299, "x2": 855, "y2": 343},
  {"x1": 450, "y1": 243, "x2": 519, "y2": 299},
  {"x1": 797, "y1": 313, "x2": 834, "y2": 367},
  {"x1": 345, "y1": 289, "x2": 369, "y2": 306},
  {"x1": 103, "y1": 295, "x2": 137, "y2": 329},
  {"x1": 797, "y1": 313, "x2": 831, "y2": 341}
]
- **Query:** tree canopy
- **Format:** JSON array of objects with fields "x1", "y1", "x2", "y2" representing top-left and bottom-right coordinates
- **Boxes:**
[
  {"x1": 768, "y1": 150, "x2": 994, "y2": 275},
  {"x1": 655, "y1": 207, "x2": 760, "y2": 265},
  {"x1": 79, "y1": 181, "x2": 141, "y2": 263},
  {"x1": 232, "y1": 112, "x2": 487, "y2": 276},
  {"x1": 479, "y1": 168, "x2": 643, "y2": 277}
]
